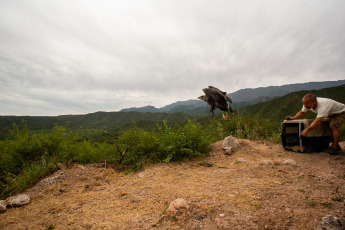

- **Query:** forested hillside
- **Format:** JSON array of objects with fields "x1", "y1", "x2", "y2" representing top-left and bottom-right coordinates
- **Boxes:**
[
  {"x1": 237, "y1": 84, "x2": 345, "y2": 123},
  {"x1": 0, "y1": 112, "x2": 194, "y2": 140}
]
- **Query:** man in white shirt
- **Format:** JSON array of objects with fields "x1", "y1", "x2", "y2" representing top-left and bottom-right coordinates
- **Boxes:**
[{"x1": 286, "y1": 93, "x2": 345, "y2": 155}]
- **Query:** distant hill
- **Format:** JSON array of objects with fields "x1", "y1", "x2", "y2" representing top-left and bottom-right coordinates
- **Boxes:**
[
  {"x1": 121, "y1": 106, "x2": 159, "y2": 113},
  {"x1": 120, "y1": 80, "x2": 345, "y2": 114},
  {"x1": 0, "y1": 112, "x2": 195, "y2": 140},
  {"x1": 228, "y1": 79, "x2": 345, "y2": 102},
  {"x1": 237, "y1": 84, "x2": 345, "y2": 123}
]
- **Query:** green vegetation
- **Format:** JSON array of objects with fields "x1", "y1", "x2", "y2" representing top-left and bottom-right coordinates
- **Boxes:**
[
  {"x1": 251, "y1": 203, "x2": 263, "y2": 209},
  {"x1": 305, "y1": 199, "x2": 317, "y2": 207},
  {"x1": 320, "y1": 202, "x2": 333, "y2": 207},
  {"x1": 297, "y1": 188, "x2": 306, "y2": 193},
  {"x1": 0, "y1": 116, "x2": 277, "y2": 199}
]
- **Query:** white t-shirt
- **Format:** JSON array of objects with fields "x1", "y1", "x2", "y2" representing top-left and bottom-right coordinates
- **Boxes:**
[{"x1": 301, "y1": 97, "x2": 345, "y2": 117}]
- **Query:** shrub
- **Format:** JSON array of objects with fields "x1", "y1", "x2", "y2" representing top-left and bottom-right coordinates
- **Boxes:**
[
  {"x1": 117, "y1": 121, "x2": 211, "y2": 171},
  {"x1": 1, "y1": 157, "x2": 57, "y2": 198},
  {"x1": 0, "y1": 122, "x2": 117, "y2": 198},
  {"x1": 157, "y1": 120, "x2": 208, "y2": 163},
  {"x1": 200, "y1": 115, "x2": 279, "y2": 142},
  {"x1": 117, "y1": 126, "x2": 159, "y2": 171}
]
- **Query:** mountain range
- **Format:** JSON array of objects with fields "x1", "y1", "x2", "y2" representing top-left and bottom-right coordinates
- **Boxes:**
[
  {"x1": 0, "y1": 80, "x2": 344, "y2": 140},
  {"x1": 120, "y1": 80, "x2": 345, "y2": 114}
]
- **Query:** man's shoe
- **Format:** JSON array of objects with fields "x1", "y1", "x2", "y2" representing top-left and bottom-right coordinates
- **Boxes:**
[{"x1": 324, "y1": 148, "x2": 339, "y2": 155}]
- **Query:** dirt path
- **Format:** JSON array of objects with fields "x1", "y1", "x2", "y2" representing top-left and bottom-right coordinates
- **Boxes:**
[{"x1": 1, "y1": 139, "x2": 344, "y2": 229}]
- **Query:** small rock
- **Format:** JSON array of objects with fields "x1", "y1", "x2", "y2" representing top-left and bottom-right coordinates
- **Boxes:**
[
  {"x1": 215, "y1": 217, "x2": 223, "y2": 224},
  {"x1": 222, "y1": 136, "x2": 240, "y2": 151},
  {"x1": 38, "y1": 173, "x2": 65, "y2": 186},
  {"x1": 316, "y1": 215, "x2": 345, "y2": 230},
  {"x1": 138, "y1": 173, "x2": 145, "y2": 178},
  {"x1": 236, "y1": 158, "x2": 246, "y2": 163},
  {"x1": 215, "y1": 217, "x2": 228, "y2": 227},
  {"x1": 283, "y1": 159, "x2": 296, "y2": 165},
  {"x1": 166, "y1": 198, "x2": 190, "y2": 217},
  {"x1": 6, "y1": 194, "x2": 31, "y2": 207},
  {"x1": 273, "y1": 181, "x2": 283, "y2": 185},
  {"x1": 260, "y1": 160, "x2": 273, "y2": 165},
  {"x1": 0, "y1": 200, "x2": 6, "y2": 213},
  {"x1": 223, "y1": 147, "x2": 232, "y2": 155},
  {"x1": 219, "y1": 213, "x2": 225, "y2": 217}
]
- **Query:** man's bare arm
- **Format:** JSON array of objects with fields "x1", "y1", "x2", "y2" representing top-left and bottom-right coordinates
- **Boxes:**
[
  {"x1": 301, "y1": 117, "x2": 325, "y2": 136},
  {"x1": 286, "y1": 111, "x2": 305, "y2": 120}
]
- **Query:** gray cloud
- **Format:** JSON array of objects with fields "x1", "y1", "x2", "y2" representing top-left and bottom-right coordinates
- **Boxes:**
[{"x1": 0, "y1": 0, "x2": 344, "y2": 115}]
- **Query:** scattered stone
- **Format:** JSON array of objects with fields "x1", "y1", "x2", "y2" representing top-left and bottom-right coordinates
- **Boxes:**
[
  {"x1": 215, "y1": 217, "x2": 224, "y2": 224},
  {"x1": 283, "y1": 159, "x2": 297, "y2": 166},
  {"x1": 236, "y1": 158, "x2": 246, "y2": 163},
  {"x1": 273, "y1": 181, "x2": 283, "y2": 185},
  {"x1": 0, "y1": 200, "x2": 6, "y2": 213},
  {"x1": 166, "y1": 198, "x2": 190, "y2": 217},
  {"x1": 219, "y1": 213, "x2": 225, "y2": 217},
  {"x1": 198, "y1": 161, "x2": 213, "y2": 167},
  {"x1": 38, "y1": 172, "x2": 65, "y2": 187},
  {"x1": 196, "y1": 213, "x2": 206, "y2": 220},
  {"x1": 215, "y1": 217, "x2": 228, "y2": 228},
  {"x1": 138, "y1": 173, "x2": 145, "y2": 178},
  {"x1": 223, "y1": 147, "x2": 233, "y2": 155},
  {"x1": 260, "y1": 160, "x2": 273, "y2": 165},
  {"x1": 6, "y1": 194, "x2": 31, "y2": 207},
  {"x1": 316, "y1": 215, "x2": 345, "y2": 230},
  {"x1": 222, "y1": 136, "x2": 240, "y2": 154}
]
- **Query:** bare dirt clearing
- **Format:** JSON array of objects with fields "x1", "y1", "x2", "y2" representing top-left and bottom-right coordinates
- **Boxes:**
[{"x1": 1, "y1": 139, "x2": 344, "y2": 229}]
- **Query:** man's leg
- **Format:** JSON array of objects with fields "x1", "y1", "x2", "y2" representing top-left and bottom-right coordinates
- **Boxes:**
[
  {"x1": 329, "y1": 112, "x2": 345, "y2": 152},
  {"x1": 330, "y1": 128, "x2": 340, "y2": 149}
]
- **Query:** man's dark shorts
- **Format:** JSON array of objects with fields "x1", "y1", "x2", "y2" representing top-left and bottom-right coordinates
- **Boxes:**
[{"x1": 330, "y1": 112, "x2": 345, "y2": 130}]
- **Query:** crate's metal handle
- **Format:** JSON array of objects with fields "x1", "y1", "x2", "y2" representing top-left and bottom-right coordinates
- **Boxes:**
[{"x1": 299, "y1": 123, "x2": 304, "y2": 152}]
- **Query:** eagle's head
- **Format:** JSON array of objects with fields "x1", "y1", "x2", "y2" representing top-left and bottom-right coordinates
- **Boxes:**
[{"x1": 198, "y1": 95, "x2": 206, "y2": 101}]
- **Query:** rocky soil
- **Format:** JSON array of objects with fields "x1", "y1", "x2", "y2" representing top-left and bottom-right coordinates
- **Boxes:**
[{"x1": 0, "y1": 139, "x2": 344, "y2": 229}]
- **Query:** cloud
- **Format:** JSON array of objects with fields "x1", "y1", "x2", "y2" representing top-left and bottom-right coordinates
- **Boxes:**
[{"x1": 0, "y1": 0, "x2": 344, "y2": 115}]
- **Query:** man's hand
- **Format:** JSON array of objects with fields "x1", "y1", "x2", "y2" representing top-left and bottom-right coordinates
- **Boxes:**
[
  {"x1": 301, "y1": 128, "x2": 309, "y2": 136},
  {"x1": 300, "y1": 117, "x2": 325, "y2": 137},
  {"x1": 286, "y1": 111, "x2": 306, "y2": 121}
]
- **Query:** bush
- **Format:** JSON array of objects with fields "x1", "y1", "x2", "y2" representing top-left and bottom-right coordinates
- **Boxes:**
[
  {"x1": 117, "y1": 126, "x2": 159, "y2": 171},
  {"x1": 157, "y1": 120, "x2": 208, "y2": 163},
  {"x1": 117, "y1": 121, "x2": 211, "y2": 171},
  {"x1": 1, "y1": 157, "x2": 57, "y2": 198},
  {"x1": 200, "y1": 115, "x2": 280, "y2": 142},
  {"x1": 0, "y1": 122, "x2": 118, "y2": 199}
]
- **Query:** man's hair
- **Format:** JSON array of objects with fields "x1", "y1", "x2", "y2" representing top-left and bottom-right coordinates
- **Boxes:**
[{"x1": 303, "y1": 93, "x2": 317, "y2": 101}]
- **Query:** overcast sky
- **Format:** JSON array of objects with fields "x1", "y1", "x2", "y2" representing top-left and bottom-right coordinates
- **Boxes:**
[{"x1": 0, "y1": 0, "x2": 344, "y2": 116}]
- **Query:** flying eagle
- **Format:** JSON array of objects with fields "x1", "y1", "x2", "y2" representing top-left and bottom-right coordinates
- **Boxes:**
[{"x1": 198, "y1": 86, "x2": 233, "y2": 120}]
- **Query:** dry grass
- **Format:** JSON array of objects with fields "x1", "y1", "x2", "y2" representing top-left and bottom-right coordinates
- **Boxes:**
[{"x1": 1, "y1": 139, "x2": 344, "y2": 229}]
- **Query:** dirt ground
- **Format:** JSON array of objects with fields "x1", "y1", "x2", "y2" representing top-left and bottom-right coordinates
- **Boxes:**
[{"x1": 1, "y1": 139, "x2": 344, "y2": 230}]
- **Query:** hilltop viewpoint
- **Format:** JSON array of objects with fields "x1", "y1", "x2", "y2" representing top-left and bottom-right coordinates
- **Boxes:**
[{"x1": 1, "y1": 138, "x2": 344, "y2": 230}]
